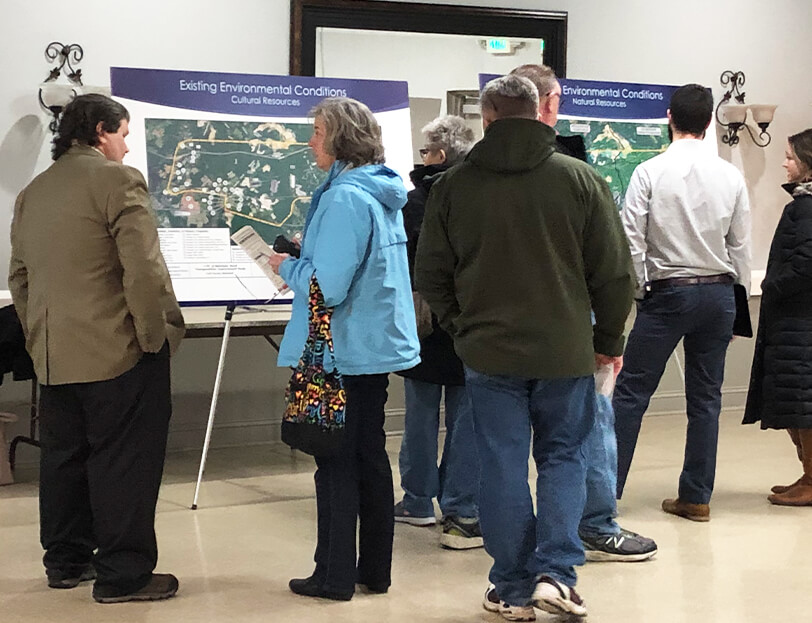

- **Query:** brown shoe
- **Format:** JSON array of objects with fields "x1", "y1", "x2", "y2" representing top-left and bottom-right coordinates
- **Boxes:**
[
  {"x1": 661, "y1": 498, "x2": 710, "y2": 522},
  {"x1": 93, "y1": 573, "x2": 179, "y2": 604},
  {"x1": 771, "y1": 476, "x2": 804, "y2": 494},
  {"x1": 768, "y1": 475, "x2": 812, "y2": 506}
]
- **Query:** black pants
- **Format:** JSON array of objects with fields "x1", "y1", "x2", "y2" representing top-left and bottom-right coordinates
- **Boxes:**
[
  {"x1": 38, "y1": 344, "x2": 172, "y2": 594},
  {"x1": 312, "y1": 373, "x2": 394, "y2": 594}
]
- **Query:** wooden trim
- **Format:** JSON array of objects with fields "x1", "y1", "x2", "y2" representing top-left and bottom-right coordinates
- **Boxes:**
[{"x1": 290, "y1": 0, "x2": 567, "y2": 77}]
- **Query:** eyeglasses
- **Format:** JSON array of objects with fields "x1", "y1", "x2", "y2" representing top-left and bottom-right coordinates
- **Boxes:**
[{"x1": 419, "y1": 148, "x2": 430, "y2": 158}]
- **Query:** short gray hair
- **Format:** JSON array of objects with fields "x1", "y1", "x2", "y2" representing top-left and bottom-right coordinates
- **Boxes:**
[
  {"x1": 510, "y1": 64, "x2": 559, "y2": 98},
  {"x1": 480, "y1": 75, "x2": 539, "y2": 121},
  {"x1": 421, "y1": 115, "x2": 476, "y2": 165},
  {"x1": 310, "y1": 97, "x2": 385, "y2": 167}
]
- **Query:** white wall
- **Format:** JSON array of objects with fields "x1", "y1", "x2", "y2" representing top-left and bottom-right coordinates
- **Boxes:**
[
  {"x1": 317, "y1": 29, "x2": 545, "y2": 104},
  {"x1": 2, "y1": 0, "x2": 810, "y2": 463}
]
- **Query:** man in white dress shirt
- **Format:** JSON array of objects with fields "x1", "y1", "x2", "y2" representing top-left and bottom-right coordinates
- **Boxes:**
[{"x1": 612, "y1": 83, "x2": 751, "y2": 522}]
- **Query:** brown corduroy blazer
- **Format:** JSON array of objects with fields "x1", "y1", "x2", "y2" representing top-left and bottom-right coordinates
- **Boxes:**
[{"x1": 8, "y1": 145, "x2": 184, "y2": 385}]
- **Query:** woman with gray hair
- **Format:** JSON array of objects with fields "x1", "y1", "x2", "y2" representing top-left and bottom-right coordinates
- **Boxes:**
[
  {"x1": 393, "y1": 115, "x2": 483, "y2": 549},
  {"x1": 269, "y1": 97, "x2": 420, "y2": 600}
]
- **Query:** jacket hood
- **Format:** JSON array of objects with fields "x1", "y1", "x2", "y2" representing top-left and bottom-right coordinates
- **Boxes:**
[
  {"x1": 329, "y1": 161, "x2": 408, "y2": 212},
  {"x1": 467, "y1": 118, "x2": 556, "y2": 173},
  {"x1": 784, "y1": 180, "x2": 812, "y2": 198},
  {"x1": 409, "y1": 163, "x2": 450, "y2": 186},
  {"x1": 409, "y1": 163, "x2": 450, "y2": 192}
]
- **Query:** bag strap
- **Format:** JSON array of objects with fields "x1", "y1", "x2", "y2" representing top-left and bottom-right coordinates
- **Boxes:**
[{"x1": 306, "y1": 274, "x2": 337, "y2": 365}]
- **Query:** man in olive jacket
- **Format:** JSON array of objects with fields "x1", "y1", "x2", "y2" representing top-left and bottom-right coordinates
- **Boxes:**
[
  {"x1": 8, "y1": 95, "x2": 184, "y2": 603},
  {"x1": 415, "y1": 75, "x2": 633, "y2": 619}
]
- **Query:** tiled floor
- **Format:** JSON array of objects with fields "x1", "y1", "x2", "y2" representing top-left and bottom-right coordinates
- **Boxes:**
[{"x1": 1, "y1": 412, "x2": 809, "y2": 622}]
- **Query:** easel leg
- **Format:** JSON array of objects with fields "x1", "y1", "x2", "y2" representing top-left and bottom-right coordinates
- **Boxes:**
[
  {"x1": 191, "y1": 305, "x2": 235, "y2": 510},
  {"x1": 9, "y1": 380, "x2": 40, "y2": 471}
]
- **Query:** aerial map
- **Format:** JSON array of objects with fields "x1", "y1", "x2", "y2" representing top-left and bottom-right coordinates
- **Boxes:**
[
  {"x1": 145, "y1": 119, "x2": 325, "y2": 242},
  {"x1": 556, "y1": 119, "x2": 669, "y2": 209}
]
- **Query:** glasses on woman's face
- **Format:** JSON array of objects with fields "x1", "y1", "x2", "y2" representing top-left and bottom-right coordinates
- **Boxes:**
[{"x1": 419, "y1": 148, "x2": 430, "y2": 159}]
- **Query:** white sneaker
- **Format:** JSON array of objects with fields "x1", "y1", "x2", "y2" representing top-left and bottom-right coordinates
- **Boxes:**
[
  {"x1": 532, "y1": 575, "x2": 587, "y2": 617},
  {"x1": 483, "y1": 584, "x2": 536, "y2": 622}
]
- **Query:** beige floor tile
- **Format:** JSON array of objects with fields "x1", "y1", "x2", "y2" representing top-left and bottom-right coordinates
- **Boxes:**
[{"x1": 1, "y1": 412, "x2": 809, "y2": 622}]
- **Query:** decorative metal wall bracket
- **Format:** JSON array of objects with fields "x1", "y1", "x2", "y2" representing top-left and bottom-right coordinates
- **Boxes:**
[
  {"x1": 714, "y1": 70, "x2": 776, "y2": 148},
  {"x1": 38, "y1": 42, "x2": 84, "y2": 132}
]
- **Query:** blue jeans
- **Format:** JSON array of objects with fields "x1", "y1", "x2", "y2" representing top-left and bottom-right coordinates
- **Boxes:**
[
  {"x1": 579, "y1": 393, "x2": 621, "y2": 537},
  {"x1": 613, "y1": 283, "x2": 735, "y2": 504},
  {"x1": 398, "y1": 379, "x2": 479, "y2": 518},
  {"x1": 464, "y1": 367, "x2": 594, "y2": 606}
]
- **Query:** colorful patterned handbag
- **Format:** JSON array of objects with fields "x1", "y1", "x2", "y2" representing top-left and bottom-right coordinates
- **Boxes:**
[{"x1": 281, "y1": 275, "x2": 346, "y2": 456}]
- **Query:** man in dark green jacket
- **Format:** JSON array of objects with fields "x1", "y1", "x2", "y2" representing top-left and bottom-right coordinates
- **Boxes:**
[
  {"x1": 511, "y1": 63, "x2": 658, "y2": 564},
  {"x1": 415, "y1": 74, "x2": 634, "y2": 620}
]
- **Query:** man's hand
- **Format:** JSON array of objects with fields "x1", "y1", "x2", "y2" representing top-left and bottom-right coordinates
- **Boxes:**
[
  {"x1": 595, "y1": 353, "x2": 623, "y2": 378},
  {"x1": 267, "y1": 252, "x2": 289, "y2": 274}
]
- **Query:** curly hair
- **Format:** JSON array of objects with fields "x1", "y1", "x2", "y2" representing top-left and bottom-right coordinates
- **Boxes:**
[
  {"x1": 421, "y1": 115, "x2": 475, "y2": 165},
  {"x1": 52, "y1": 94, "x2": 130, "y2": 161},
  {"x1": 310, "y1": 97, "x2": 385, "y2": 167}
]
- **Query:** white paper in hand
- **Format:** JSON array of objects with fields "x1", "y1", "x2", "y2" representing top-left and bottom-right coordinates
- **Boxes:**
[
  {"x1": 594, "y1": 363, "x2": 616, "y2": 397},
  {"x1": 230, "y1": 225, "x2": 287, "y2": 292}
]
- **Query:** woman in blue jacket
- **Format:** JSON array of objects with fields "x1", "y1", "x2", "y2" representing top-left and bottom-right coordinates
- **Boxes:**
[{"x1": 269, "y1": 97, "x2": 420, "y2": 600}]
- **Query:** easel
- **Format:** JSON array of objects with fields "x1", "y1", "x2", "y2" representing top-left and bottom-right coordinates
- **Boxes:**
[{"x1": 190, "y1": 304, "x2": 281, "y2": 509}]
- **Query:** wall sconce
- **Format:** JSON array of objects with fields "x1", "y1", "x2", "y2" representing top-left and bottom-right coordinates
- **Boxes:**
[
  {"x1": 38, "y1": 42, "x2": 84, "y2": 132},
  {"x1": 715, "y1": 70, "x2": 777, "y2": 147}
]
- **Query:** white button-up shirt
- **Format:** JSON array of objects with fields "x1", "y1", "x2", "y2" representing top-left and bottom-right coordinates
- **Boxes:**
[{"x1": 621, "y1": 139, "x2": 751, "y2": 297}]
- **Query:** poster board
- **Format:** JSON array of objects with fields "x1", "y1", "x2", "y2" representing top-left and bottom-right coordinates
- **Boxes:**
[
  {"x1": 479, "y1": 74, "x2": 717, "y2": 208},
  {"x1": 111, "y1": 67, "x2": 412, "y2": 306}
]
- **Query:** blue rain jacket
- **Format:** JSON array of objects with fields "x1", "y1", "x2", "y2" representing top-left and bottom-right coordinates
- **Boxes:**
[{"x1": 277, "y1": 161, "x2": 421, "y2": 375}]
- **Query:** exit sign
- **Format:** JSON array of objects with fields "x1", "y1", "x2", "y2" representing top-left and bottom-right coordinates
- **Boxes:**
[{"x1": 486, "y1": 38, "x2": 511, "y2": 53}]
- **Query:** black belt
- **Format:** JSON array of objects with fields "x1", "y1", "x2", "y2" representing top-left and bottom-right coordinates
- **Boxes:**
[{"x1": 649, "y1": 274, "x2": 734, "y2": 291}]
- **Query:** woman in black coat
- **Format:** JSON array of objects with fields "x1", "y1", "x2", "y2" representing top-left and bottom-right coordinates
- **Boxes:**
[
  {"x1": 393, "y1": 115, "x2": 483, "y2": 548},
  {"x1": 743, "y1": 128, "x2": 812, "y2": 505}
]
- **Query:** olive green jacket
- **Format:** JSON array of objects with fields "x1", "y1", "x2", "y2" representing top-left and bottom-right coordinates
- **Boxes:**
[
  {"x1": 415, "y1": 118, "x2": 634, "y2": 378},
  {"x1": 8, "y1": 145, "x2": 184, "y2": 385}
]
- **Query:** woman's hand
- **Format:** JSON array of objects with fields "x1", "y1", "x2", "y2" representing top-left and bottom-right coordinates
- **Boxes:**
[{"x1": 268, "y1": 252, "x2": 289, "y2": 274}]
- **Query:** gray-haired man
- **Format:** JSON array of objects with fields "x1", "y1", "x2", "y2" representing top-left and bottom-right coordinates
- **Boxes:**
[
  {"x1": 510, "y1": 63, "x2": 658, "y2": 563},
  {"x1": 416, "y1": 74, "x2": 634, "y2": 620}
]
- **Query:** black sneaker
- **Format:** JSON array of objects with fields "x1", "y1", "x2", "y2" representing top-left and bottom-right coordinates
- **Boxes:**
[
  {"x1": 47, "y1": 564, "x2": 96, "y2": 589},
  {"x1": 440, "y1": 516, "x2": 484, "y2": 550},
  {"x1": 394, "y1": 501, "x2": 436, "y2": 526},
  {"x1": 581, "y1": 528, "x2": 657, "y2": 562},
  {"x1": 92, "y1": 573, "x2": 179, "y2": 604}
]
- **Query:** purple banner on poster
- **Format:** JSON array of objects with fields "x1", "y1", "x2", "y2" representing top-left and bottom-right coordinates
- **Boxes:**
[
  {"x1": 110, "y1": 67, "x2": 409, "y2": 116},
  {"x1": 479, "y1": 73, "x2": 677, "y2": 120},
  {"x1": 558, "y1": 79, "x2": 676, "y2": 120}
]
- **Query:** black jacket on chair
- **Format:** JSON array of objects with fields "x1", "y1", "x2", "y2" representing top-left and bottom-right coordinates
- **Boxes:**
[
  {"x1": 744, "y1": 183, "x2": 812, "y2": 429},
  {"x1": 0, "y1": 305, "x2": 34, "y2": 385}
]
